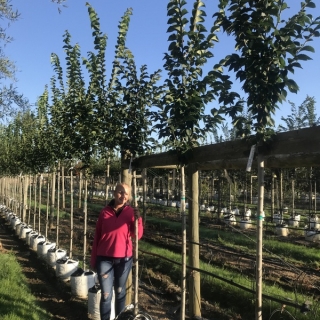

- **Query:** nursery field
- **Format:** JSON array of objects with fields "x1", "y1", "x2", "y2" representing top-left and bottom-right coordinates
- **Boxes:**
[
  {"x1": 3, "y1": 189, "x2": 320, "y2": 320},
  {"x1": 0, "y1": 215, "x2": 192, "y2": 320}
]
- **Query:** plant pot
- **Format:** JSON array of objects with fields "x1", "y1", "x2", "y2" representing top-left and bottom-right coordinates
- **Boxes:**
[
  {"x1": 71, "y1": 268, "x2": 96, "y2": 298},
  {"x1": 305, "y1": 229, "x2": 320, "y2": 242},
  {"x1": 276, "y1": 224, "x2": 288, "y2": 237},
  {"x1": 239, "y1": 220, "x2": 251, "y2": 230},
  {"x1": 288, "y1": 219, "x2": 299, "y2": 227},
  {"x1": 47, "y1": 247, "x2": 67, "y2": 268}
]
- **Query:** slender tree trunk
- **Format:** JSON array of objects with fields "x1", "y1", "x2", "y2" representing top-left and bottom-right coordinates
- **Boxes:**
[
  {"x1": 275, "y1": 175, "x2": 279, "y2": 211},
  {"x1": 255, "y1": 154, "x2": 264, "y2": 320},
  {"x1": 22, "y1": 176, "x2": 28, "y2": 222},
  {"x1": 19, "y1": 175, "x2": 23, "y2": 218},
  {"x1": 62, "y1": 164, "x2": 65, "y2": 209},
  {"x1": 78, "y1": 170, "x2": 82, "y2": 209},
  {"x1": 172, "y1": 168, "x2": 176, "y2": 192},
  {"x1": 152, "y1": 177, "x2": 155, "y2": 199},
  {"x1": 45, "y1": 177, "x2": 50, "y2": 239},
  {"x1": 280, "y1": 169, "x2": 283, "y2": 212},
  {"x1": 309, "y1": 168, "x2": 313, "y2": 215},
  {"x1": 314, "y1": 181, "x2": 316, "y2": 213},
  {"x1": 49, "y1": 170, "x2": 56, "y2": 230},
  {"x1": 292, "y1": 179, "x2": 295, "y2": 214},
  {"x1": 70, "y1": 169, "x2": 74, "y2": 259},
  {"x1": 33, "y1": 175, "x2": 37, "y2": 230},
  {"x1": 142, "y1": 168, "x2": 147, "y2": 224},
  {"x1": 28, "y1": 175, "x2": 32, "y2": 225},
  {"x1": 105, "y1": 157, "x2": 110, "y2": 206},
  {"x1": 83, "y1": 171, "x2": 88, "y2": 269},
  {"x1": 56, "y1": 166, "x2": 61, "y2": 246},
  {"x1": 180, "y1": 166, "x2": 186, "y2": 320},
  {"x1": 271, "y1": 172, "x2": 275, "y2": 218},
  {"x1": 38, "y1": 175, "x2": 42, "y2": 234},
  {"x1": 132, "y1": 171, "x2": 139, "y2": 315}
]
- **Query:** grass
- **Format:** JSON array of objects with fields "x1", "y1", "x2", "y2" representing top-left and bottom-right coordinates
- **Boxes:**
[
  {"x1": 0, "y1": 251, "x2": 51, "y2": 320},
  {"x1": 146, "y1": 216, "x2": 320, "y2": 266}
]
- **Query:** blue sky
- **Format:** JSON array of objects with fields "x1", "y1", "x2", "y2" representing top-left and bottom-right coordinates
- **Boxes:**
[{"x1": 5, "y1": 0, "x2": 320, "y2": 128}]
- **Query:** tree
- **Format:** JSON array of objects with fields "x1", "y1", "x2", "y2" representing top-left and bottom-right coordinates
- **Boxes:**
[
  {"x1": 152, "y1": 1, "x2": 241, "y2": 318},
  {"x1": 0, "y1": 0, "x2": 67, "y2": 119},
  {"x1": 0, "y1": 0, "x2": 29, "y2": 119},
  {"x1": 153, "y1": 0, "x2": 239, "y2": 159},
  {"x1": 214, "y1": 1, "x2": 320, "y2": 318},
  {"x1": 279, "y1": 95, "x2": 319, "y2": 131},
  {"x1": 215, "y1": 0, "x2": 320, "y2": 142}
]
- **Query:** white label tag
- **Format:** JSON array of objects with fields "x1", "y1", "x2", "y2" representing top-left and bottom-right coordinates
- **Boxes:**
[{"x1": 246, "y1": 145, "x2": 256, "y2": 172}]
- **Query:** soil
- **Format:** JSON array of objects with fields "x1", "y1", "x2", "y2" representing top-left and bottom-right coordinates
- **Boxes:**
[{"x1": 0, "y1": 219, "x2": 186, "y2": 320}]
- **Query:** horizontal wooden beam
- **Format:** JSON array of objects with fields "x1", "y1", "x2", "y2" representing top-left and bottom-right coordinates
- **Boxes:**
[{"x1": 129, "y1": 126, "x2": 320, "y2": 170}]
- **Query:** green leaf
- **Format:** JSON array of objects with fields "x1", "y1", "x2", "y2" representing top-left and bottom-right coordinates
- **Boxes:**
[
  {"x1": 300, "y1": 45, "x2": 315, "y2": 53},
  {"x1": 306, "y1": 1, "x2": 316, "y2": 8},
  {"x1": 295, "y1": 53, "x2": 312, "y2": 61}
]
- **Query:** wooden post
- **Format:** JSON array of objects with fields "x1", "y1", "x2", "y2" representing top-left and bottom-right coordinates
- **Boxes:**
[{"x1": 188, "y1": 163, "x2": 201, "y2": 318}]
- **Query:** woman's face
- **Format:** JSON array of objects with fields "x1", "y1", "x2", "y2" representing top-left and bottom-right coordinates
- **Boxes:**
[{"x1": 114, "y1": 185, "x2": 130, "y2": 207}]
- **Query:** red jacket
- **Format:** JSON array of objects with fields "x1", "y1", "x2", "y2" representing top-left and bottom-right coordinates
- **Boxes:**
[{"x1": 90, "y1": 204, "x2": 143, "y2": 269}]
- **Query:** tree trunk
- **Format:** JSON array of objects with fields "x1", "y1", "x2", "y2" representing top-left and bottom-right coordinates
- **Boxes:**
[
  {"x1": 105, "y1": 157, "x2": 110, "y2": 206},
  {"x1": 38, "y1": 175, "x2": 42, "y2": 234},
  {"x1": 255, "y1": 154, "x2": 264, "y2": 320},
  {"x1": 33, "y1": 175, "x2": 37, "y2": 230},
  {"x1": 70, "y1": 169, "x2": 74, "y2": 259},
  {"x1": 45, "y1": 177, "x2": 50, "y2": 239},
  {"x1": 62, "y1": 164, "x2": 65, "y2": 209},
  {"x1": 271, "y1": 172, "x2": 275, "y2": 218},
  {"x1": 83, "y1": 171, "x2": 88, "y2": 270},
  {"x1": 22, "y1": 176, "x2": 28, "y2": 222},
  {"x1": 78, "y1": 170, "x2": 82, "y2": 209},
  {"x1": 142, "y1": 168, "x2": 147, "y2": 223},
  {"x1": 180, "y1": 166, "x2": 186, "y2": 320},
  {"x1": 132, "y1": 171, "x2": 139, "y2": 315},
  {"x1": 56, "y1": 168, "x2": 60, "y2": 246}
]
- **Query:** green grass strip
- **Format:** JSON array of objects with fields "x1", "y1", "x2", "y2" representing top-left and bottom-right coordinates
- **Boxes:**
[
  {"x1": 146, "y1": 216, "x2": 320, "y2": 265},
  {"x1": 0, "y1": 251, "x2": 51, "y2": 320}
]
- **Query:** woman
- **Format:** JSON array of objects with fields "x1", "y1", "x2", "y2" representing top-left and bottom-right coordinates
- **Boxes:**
[{"x1": 90, "y1": 182, "x2": 143, "y2": 320}]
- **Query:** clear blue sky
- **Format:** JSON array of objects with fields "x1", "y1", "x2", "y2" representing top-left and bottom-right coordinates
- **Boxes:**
[{"x1": 5, "y1": 0, "x2": 320, "y2": 127}]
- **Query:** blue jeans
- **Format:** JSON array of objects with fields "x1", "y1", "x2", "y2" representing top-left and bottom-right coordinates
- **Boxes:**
[{"x1": 96, "y1": 256, "x2": 133, "y2": 320}]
